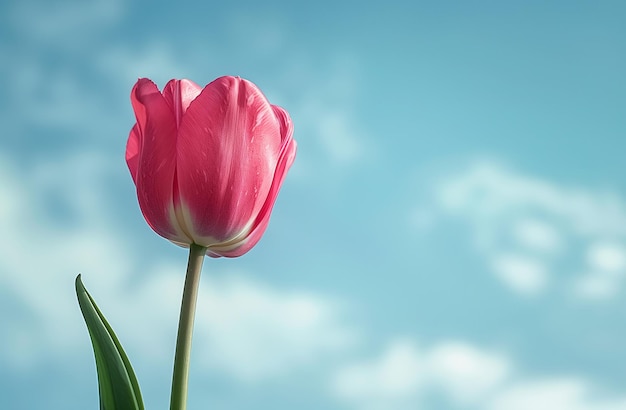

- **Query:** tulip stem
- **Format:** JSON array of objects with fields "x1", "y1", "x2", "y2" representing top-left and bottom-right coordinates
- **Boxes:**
[{"x1": 170, "y1": 243, "x2": 207, "y2": 410}]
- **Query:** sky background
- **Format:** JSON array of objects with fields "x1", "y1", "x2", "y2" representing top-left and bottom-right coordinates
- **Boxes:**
[{"x1": 1, "y1": 0, "x2": 626, "y2": 409}]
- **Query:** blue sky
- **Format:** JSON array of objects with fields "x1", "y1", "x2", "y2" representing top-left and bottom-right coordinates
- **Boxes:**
[{"x1": 1, "y1": 0, "x2": 626, "y2": 409}]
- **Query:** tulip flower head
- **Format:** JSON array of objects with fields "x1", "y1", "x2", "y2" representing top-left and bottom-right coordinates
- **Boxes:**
[{"x1": 126, "y1": 76, "x2": 296, "y2": 257}]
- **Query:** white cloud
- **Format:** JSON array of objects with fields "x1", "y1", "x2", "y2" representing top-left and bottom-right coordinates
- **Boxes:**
[
  {"x1": 193, "y1": 273, "x2": 356, "y2": 382},
  {"x1": 430, "y1": 160, "x2": 626, "y2": 300},
  {"x1": 437, "y1": 161, "x2": 626, "y2": 239},
  {"x1": 587, "y1": 242, "x2": 626, "y2": 273},
  {"x1": 488, "y1": 378, "x2": 626, "y2": 410},
  {"x1": 289, "y1": 54, "x2": 373, "y2": 170},
  {"x1": 438, "y1": 162, "x2": 626, "y2": 237},
  {"x1": 332, "y1": 338, "x2": 511, "y2": 409},
  {"x1": 428, "y1": 341, "x2": 510, "y2": 404},
  {"x1": 572, "y1": 242, "x2": 626, "y2": 300},
  {"x1": 334, "y1": 339, "x2": 422, "y2": 399},
  {"x1": 490, "y1": 253, "x2": 548, "y2": 295},
  {"x1": 332, "y1": 337, "x2": 626, "y2": 410},
  {"x1": 513, "y1": 217, "x2": 563, "y2": 254},
  {"x1": 333, "y1": 339, "x2": 423, "y2": 410},
  {"x1": 573, "y1": 273, "x2": 621, "y2": 301}
]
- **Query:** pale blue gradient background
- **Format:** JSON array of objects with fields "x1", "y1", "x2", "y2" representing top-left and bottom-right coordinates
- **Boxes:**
[{"x1": 1, "y1": 0, "x2": 626, "y2": 409}]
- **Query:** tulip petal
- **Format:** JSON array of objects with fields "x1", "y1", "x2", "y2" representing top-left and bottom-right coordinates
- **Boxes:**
[
  {"x1": 176, "y1": 76, "x2": 283, "y2": 245},
  {"x1": 210, "y1": 106, "x2": 296, "y2": 257},
  {"x1": 162, "y1": 79, "x2": 203, "y2": 127},
  {"x1": 125, "y1": 124, "x2": 141, "y2": 185},
  {"x1": 129, "y1": 78, "x2": 190, "y2": 244}
]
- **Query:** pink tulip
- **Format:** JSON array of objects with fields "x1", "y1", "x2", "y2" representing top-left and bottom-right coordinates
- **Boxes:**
[{"x1": 125, "y1": 76, "x2": 296, "y2": 257}]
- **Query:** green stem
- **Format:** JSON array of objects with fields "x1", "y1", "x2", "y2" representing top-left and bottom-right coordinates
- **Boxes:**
[{"x1": 170, "y1": 243, "x2": 207, "y2": 410}]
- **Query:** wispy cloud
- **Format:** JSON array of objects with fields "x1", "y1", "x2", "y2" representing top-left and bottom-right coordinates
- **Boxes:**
[
  {"x1": 421, "y1": 160, "x2": 626, "y2": 300},
  {"x1": 287, "y1": 54, "x2": 375, "y2": 174},
  {"x1": 193, "y1": 273, "x2": 356, "y2": 382},
  {"x1": 490, "y1": 253, "x2": 548, "y2": 295},
  {"x1": 332, "y1": 336, "x2": 626, "y2": 410},
  {"x1": 332, "y1": 338, "x2": 510, "y2": 409},
  {"x1": 488, "y1": 378, "x2": 626, "y2": 410},
  {"x1": 333, "y1": 339, "x2": 424, "y2": 410}
]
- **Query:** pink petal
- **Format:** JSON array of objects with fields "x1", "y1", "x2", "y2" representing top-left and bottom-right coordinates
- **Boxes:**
[
  {"x1": 210, "y1": 106, "x2": 296, "y2": 257},
  {"x1": 162, "y1": 79, "x2": 203, "y2": 127},
  {"x1": 175, "y1": 76, "x2": 283, "y2": 244},
  {"x1": 125, "y1": 123, "x2": 141, "y2": 184},
  {"x1": 129, "y1": 78, "x2": 190, "y2": 243}
]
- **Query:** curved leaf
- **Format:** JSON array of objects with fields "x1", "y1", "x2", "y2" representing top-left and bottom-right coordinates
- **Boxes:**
[{"x1": 75, "y1": 274, "x2": 144, "y2": 410}]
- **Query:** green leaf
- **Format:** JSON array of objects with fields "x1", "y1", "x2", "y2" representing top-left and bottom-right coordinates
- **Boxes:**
[{"x1": 75, "y1": 274, "x2": 144, "y2": 410}]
